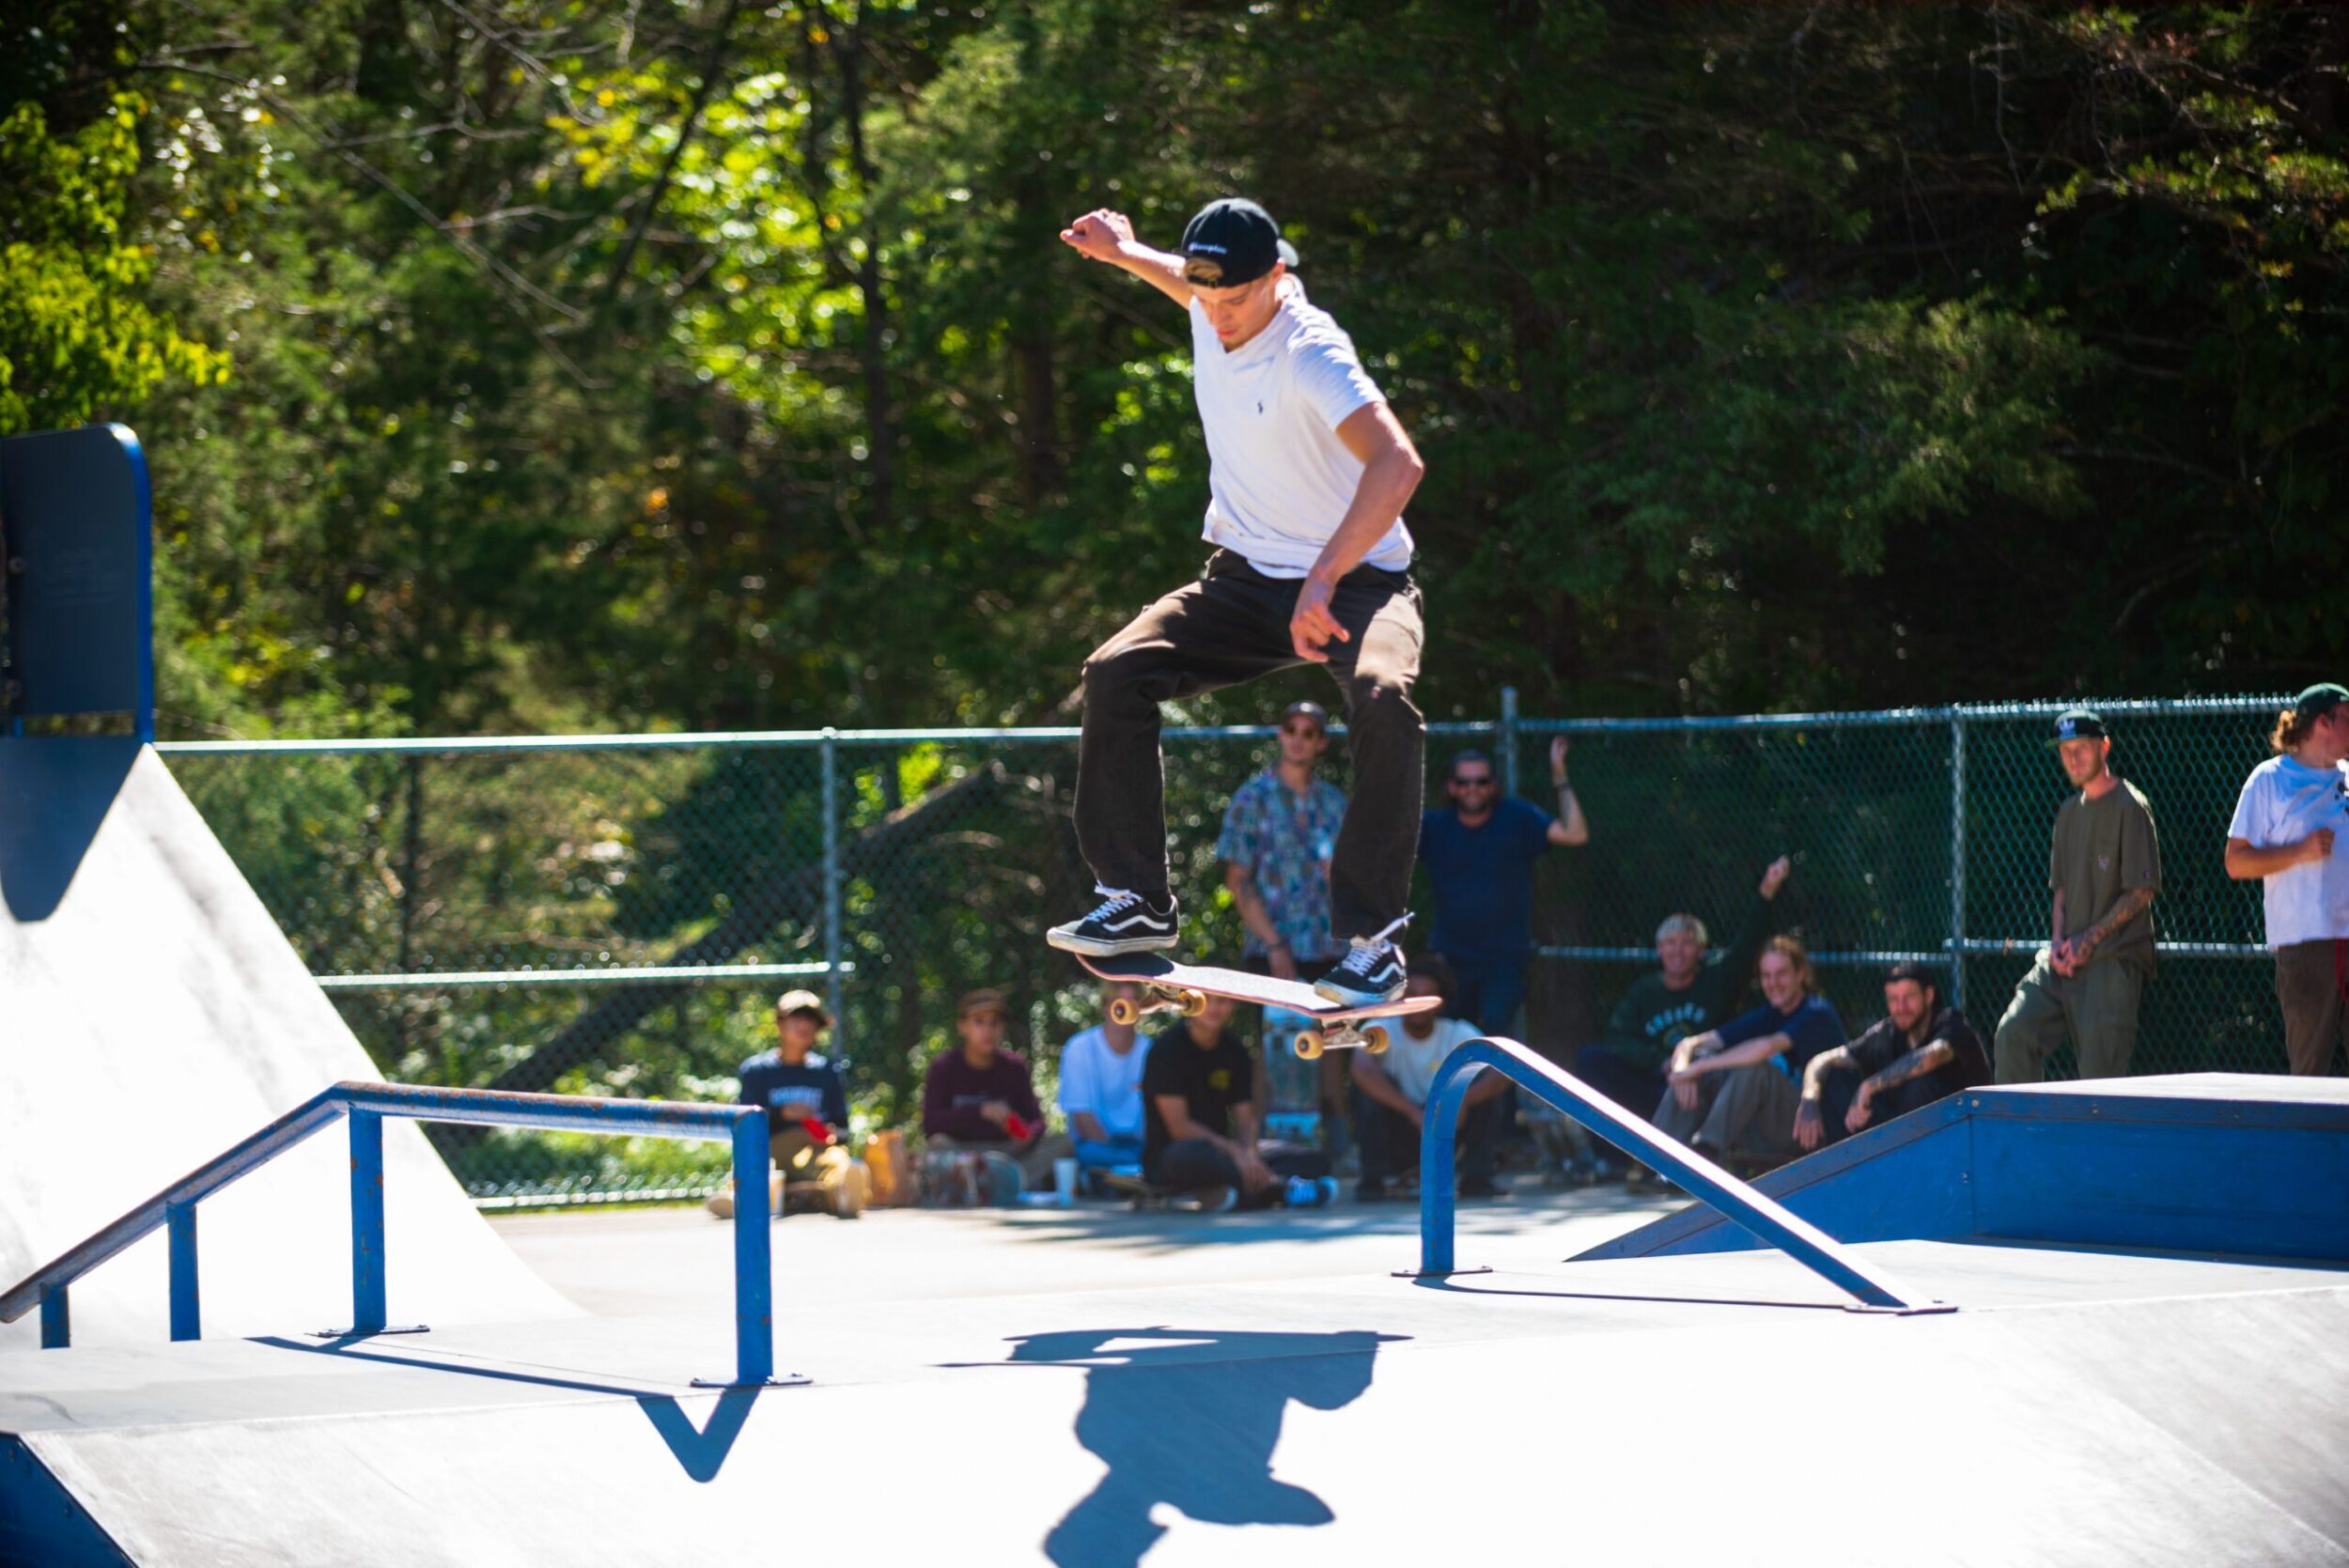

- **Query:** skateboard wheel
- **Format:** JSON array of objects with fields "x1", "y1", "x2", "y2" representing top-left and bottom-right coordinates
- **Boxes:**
[
  {"x1": 1177, "y1": 989, "x2": 1208, "y2": 1018},
  {"x1": 1363, "y1": 1025, "x2": 1389, "y2": 1056},
  {"x1": 1108, "y1": 997, "x2": 1141, "y2": 1028},
  {"x1": 1293, "y1": 1030, "x2": 1325, "y2": 1061}
]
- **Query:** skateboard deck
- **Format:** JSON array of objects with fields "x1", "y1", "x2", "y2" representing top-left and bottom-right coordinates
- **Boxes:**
[{"x1": 1073, "y1": 953, "x2": 1439, "y2": 1059}]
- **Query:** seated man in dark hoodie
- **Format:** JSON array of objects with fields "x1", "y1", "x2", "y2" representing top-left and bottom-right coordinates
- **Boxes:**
[
  {"x1": 922, "y1": 986, "x2": 1071, "y2": 1194},
  {"x1": 1575, "y1": 855, "x2": 1793, "y2": 1121},
  {"x1": 1794, "y1": 962, "x2": 1989, "y2": 1151}
]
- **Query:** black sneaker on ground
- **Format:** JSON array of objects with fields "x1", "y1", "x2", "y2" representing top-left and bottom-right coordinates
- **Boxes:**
[
  {"x1": 1047, "y1": 885, "x2": 1179, "y2": 955},
  {"x1": 1457, "y1": 1175, "x2": 1510, "y2": 1200},
  {"x1": 1354, "y1": 1177, "x2": 1390, "y2": 1203},
  {"x1": 1312, "y1": 914, "x2": 1410, "y2": 1006}
]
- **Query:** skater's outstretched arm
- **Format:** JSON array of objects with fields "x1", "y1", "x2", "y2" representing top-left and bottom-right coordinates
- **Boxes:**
[{"x1": 1059, "y1": 208, "x2": 1193, "y2": 310}]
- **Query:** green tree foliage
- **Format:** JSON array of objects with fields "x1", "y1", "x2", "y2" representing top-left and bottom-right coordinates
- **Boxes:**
[{"x1": 10, "y1": 1, "x2": 2347, "y2": 1123}]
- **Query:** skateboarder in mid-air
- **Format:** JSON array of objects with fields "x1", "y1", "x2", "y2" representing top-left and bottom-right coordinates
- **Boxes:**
[{"x1": 1048, "y1": 197, "x2": 1429, "y2": 1007}]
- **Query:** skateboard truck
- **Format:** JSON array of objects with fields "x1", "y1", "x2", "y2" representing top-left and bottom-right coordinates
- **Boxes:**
[
  {"x1": 1294, "y1": 1024, "x2": 1389, "y2": 1060},
  {"x1": 1107, "y1": 987, "x2": 1208, "y2": 1027}
]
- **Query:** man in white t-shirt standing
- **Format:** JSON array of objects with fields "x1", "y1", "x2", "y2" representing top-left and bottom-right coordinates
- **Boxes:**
[
  {"x1": 1046, "y1": 197, "x2": 1428, "y2": 1009},
  {"x1": 1059, "y1": 980, "x2": 1151, "y2": 1174},
  {"x1": 1348, "y1": 957, "x2": 1508, "y2": 1201},
  {"x1": 2225, "y1": 682, "x2": 2349, "y2": 1075}
]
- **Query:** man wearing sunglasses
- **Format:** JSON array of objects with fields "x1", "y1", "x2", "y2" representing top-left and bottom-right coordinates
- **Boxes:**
[
  {"x1": 1049, "y1": 197, "x2": 1428, "y2": 1009},
  {"x1": 1416, "y1": 739, "x2": 1590, "y2": 1037}
]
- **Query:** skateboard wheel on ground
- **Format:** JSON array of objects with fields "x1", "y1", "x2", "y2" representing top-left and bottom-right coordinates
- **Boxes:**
[
  {"x1": 1108, "y1": 997, "x2": 1143, "y2": 1028},
  {"x1": 1176, "y1": 989, "x2": 1208, "y2": 1018},
  {"x1": 1293, "y1": 1030, "x2": 1325, "y2": 1061},
  {"x1": 1363, "y1": 1025, "x2": 1388, "y2": 1056}
]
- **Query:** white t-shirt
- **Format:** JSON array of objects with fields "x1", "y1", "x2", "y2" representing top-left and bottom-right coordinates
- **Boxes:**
[
  {"x1": 1057, "y1": 1024, "x2": 1148, "y2": 1141},
  {"x1": 1188, "y1": 283, "x2": 1413, "y2": 578},
  {"x1": 2227, "y1": 754, "x2": 2349, "y2": 946},
  {"x1": 1378, "y1": 1015, "x2": 1484, "y2": 1108}
]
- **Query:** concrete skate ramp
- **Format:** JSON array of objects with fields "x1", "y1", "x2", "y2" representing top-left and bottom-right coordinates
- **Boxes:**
[
  {"x1": 5, "y1": 1241, "x2": 2347, "y2": 1565},
  {"x1": 0, "y1": 738, "x2": 572, "y2": 1350}
]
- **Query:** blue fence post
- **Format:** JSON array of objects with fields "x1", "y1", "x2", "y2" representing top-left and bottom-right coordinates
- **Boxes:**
[
  {"x1": 166, "y1": 1202, "x2": 199, "y2": 1341},
  {"x1": 728, "y1": 1111, "x2": 774, "y2": 1385},
  {"x1": 39, "y1": 1284, "x2": 68, "y2": 1348},
  {"x1": 1948, "y1": 710, "x2": 1968, "y2": 1014},
  {"x1": 821, "y1": 728, "x2": 844, "y2": 1054},
  {"x1": 349, "y1": 1110, "x2": 386, "y2": 1334}
]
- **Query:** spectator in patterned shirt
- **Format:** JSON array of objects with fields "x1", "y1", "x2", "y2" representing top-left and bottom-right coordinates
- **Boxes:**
[
  {"x1": 1220, "y1": 700, "x2": 1348, "y2": 981},
  {"x1": 1219, "y1": 699, "x2": 1350, "y2": 1135}
]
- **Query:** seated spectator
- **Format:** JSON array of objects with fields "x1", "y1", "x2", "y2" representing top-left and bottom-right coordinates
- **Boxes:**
[
  {"x1": 1059, "y1": 980, "x2": 1150, "y2": 1176},
  {"x1": 923, "y1": 986, "x2": 1072, "y2": 1193},
  {"x1": 1144, "y1": 992, "x2": 1335, "y2": 1211},
  {"x1": 1350, "y1": 956, "x2": 1510, "y2": 1202},
  {"x1": 1573, "y1": 855, "x2": 1792, "y2": 1126},
  {"x1": 708, "y1": 988, "x2": 868, "y2": 1219},
  {"x1": 1795, "y1": 964, "x2": 1989, "y2": 1151},
  {"x1": 1654, "y1": 936, "x2": 1843, "y2": 1169}
]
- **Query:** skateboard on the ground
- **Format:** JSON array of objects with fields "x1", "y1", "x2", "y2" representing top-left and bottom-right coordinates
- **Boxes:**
[{"x1": 1073, "y1": 953, "x2": 1439, "y2": 1060}]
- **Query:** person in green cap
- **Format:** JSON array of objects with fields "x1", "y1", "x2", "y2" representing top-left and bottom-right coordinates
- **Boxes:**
[
  {"x1": 1994, "y1": 709, "x2": 2162, "y2": 1082},
  {"x1": 2224, "y1": 683, "x2": 2349, "y2": 1075}
]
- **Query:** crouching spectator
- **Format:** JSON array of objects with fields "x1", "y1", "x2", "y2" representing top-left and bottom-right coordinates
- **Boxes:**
[
  {"x1": 1060, "y1": 980, "x2": 1150, "y2": 1179},
  {"x1": 1795, "y1": 963, "x2": 1988, "y2": 1151},
  {"x1": 924, "y1": 986, "x2": 1072, "y2": 1194},
  {"x1": 1144, "y1": 993, "x2": 1334, "y2": 1211},
  {"x1": 708, "y1": 988, "x2": 869, "y2": 1219},
  {"x1": 1655, "y1": 937, "x2": 1843, "y2": 1170},
  {"x1": 1350, "y1": 957, "x2": 1509, "y2": 1202}
]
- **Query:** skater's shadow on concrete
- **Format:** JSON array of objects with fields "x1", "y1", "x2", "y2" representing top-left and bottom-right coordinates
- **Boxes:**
[{"x1": 988, "y1": 1326, "x2": 1403, "y2": 1568}]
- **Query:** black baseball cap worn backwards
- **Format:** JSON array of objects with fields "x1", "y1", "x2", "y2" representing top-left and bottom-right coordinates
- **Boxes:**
[
  {"x1": 1181, "y1": 197, "x2": 1300, "y2": 289},
  {"x1": 2293, "y1": 682, "x2": 2348, "y2": 719},
  {"x1": 2046, "y1": 708, "x2": 2108, "y2": 749}
]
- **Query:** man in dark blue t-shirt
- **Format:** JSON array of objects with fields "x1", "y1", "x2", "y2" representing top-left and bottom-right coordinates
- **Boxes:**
[
  {"x1": 708, "y1": 988, "x2": 863, "y2": 1218},
  {"x1": 1415, "y1": 740, "x2": 1590, "y2": 1034}
]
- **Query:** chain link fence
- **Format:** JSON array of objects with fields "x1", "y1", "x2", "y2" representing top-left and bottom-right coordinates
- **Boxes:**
[{"x1": 161, "y1": 693, "x2": 2297, "y2": 1204}]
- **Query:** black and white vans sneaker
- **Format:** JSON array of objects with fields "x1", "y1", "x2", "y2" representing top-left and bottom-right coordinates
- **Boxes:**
[
  {"x1": 1313, "y1": 915, "x2": 1410, "y2": 1006},
  {"x1": 1047, "y1": 885, "x2": 1180, "y2": 955}
]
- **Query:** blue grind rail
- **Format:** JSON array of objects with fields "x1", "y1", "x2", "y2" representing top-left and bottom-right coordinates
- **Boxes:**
[
  {"x1": 0, "y1": 1081, "x2": 791, "y2": 1387},
  {"x1": 1414, "y1": 1037, "x2": 1951, "y2": 1314}
]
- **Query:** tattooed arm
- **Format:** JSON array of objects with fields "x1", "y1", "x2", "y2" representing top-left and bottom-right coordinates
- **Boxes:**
[
  {"x1": 2067, "y1": 886, "x2": 2156, "y2": 966},
  {"x1": 1793, "y1": 1045, "x2": 1859, "y2": 1150},
  {"x1": 1846, "y1": 1040, "x2": 1956, "y2": 1133}
]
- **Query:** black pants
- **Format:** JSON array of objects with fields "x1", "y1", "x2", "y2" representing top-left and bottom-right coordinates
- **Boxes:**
[
  {"x1": 1571, "y1": 1044, "x2": 1669, "y2": 1165},
  {"x1": 1077, "y1": 551, "x2": 1424, "y2": 940},
  {"x1": 1354, "y1": 1088, "x2": 1501, "y2": 1185},
  {"x1": 1153, "y1": 1139, "x2": 1331, "y2": 1207}
]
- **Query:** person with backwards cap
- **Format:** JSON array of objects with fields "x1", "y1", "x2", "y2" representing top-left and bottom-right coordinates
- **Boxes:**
[
  {"x1": 2225, "y1": 683, "x2": 2349, "y2": 1075},
  {"x1": 1994, "y1": 709, "x2": 2163, "y2": 1083},
  {"x1": 708, "y1": 988, "x2": 867, "y2": 1219},
  {"x1": 1049, "y1": 196, "x2": 1428, "y2": 1014}
]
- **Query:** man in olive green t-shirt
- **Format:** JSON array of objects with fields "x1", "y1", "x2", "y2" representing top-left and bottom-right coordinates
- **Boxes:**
[{"x1": 1995, "y1": 709, "x2": 2161, "y2": 1082}]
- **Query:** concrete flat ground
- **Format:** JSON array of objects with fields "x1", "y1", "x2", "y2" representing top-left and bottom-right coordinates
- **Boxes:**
[{"x1": 11, "y1": 1188, "x2": 2349, "y2": 1566}]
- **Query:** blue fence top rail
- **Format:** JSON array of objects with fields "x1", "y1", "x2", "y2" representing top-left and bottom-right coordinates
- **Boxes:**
[{"x1": 147, "y1": 693, "x2": 2287, "y2": 755}]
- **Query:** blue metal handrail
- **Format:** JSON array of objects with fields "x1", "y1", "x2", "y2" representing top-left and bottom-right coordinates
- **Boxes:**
[
  {"x1": 0, "y1": 1081, "x2": 786, "y2": 1386},
  {"x1": 1415, "y1": 1038, "x2": 1950, "y2": 1313}
]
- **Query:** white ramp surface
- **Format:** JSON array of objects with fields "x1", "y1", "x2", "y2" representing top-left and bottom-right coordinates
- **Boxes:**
[{"x1": 0, "y1": 739, "x2": 572, "y2": 1350}]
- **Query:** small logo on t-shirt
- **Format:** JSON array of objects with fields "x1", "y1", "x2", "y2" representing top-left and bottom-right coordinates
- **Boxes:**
[
  {"x1": 1255, "y1": 400, "x2": 1264, "y2": 414},
  {"x1": 2098, "y1": 854, "x2": 2112, "y2": 870},
  {"x1": 1208, "y1": 1069, "x2": 1232, "y2": 1092}
]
